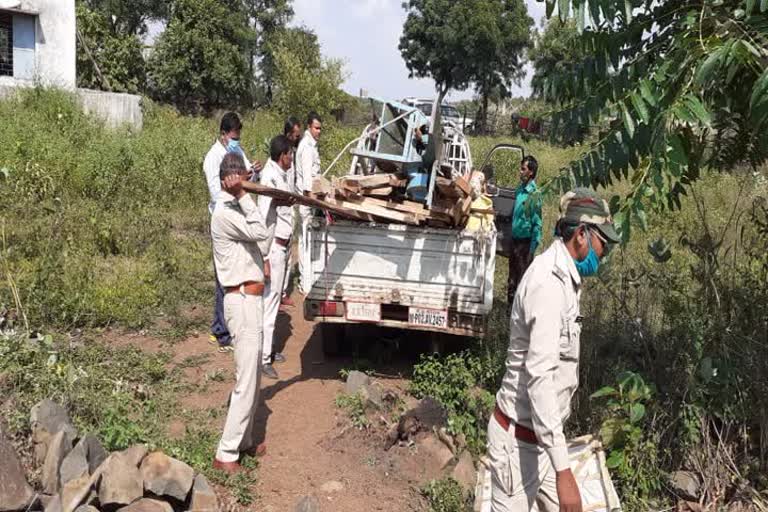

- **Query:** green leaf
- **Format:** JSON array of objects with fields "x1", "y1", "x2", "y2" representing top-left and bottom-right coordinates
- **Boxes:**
[
  {"x1": 606, "y1": 450, "x2": 625, "y2": 468},
  {"x1": 750, "y1": 68, "x2": 768, "y2": 111},
  {"x1": 600, "y1": 418, "x2": 625, "y2": 448},
  {"x1": 639, "y1": 80, "x2": 657, "y2": 107},
  {"x1": 546, "y1": 0, "x2": 556, "y2": 18},
  {"x1": 684, "y1": 95, "x2": 712, "y2": 127},
  {"x1": 591, "y1": 386, "x2": 618, "y2": 398},
  {"x1": 624, "y1": 0, "x2": 633, "y2": 22},
  {"x1": 621, "y1": 102, "x2": 635, "y2": 137},
  {"x1": 558, "y1": 0, "x2": 570, "y2": 21},
  {"x1": 747, "y1": 0, "x2": 756, "y2": 14},
  {"x1": 630, "y1": 92, "x2": 650, "y2": 124},
  {"x1": 695, "y1": 47, "x2": 723, "y2": 85},
  {"x1": 762, "y1": 0, "x2": 768, "y2": 12},
  {"x1": 577, "y1": 2, "x2": 586, "y2": 32},
  {"x1": 629, "y1": 403, "x2": 646, "y2": 423}
]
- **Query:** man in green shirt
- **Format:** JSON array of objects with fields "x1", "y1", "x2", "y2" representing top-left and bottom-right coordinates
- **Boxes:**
[{"x1": 508, "y1": 155, "x2": 542, "y2": 306}]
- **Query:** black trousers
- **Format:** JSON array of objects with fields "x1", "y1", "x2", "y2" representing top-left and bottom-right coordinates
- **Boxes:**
[{"x1": 507, "y1": 238, "x2": 533, "y2": 306}]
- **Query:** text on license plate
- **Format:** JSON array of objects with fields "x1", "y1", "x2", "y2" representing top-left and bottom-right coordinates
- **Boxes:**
[
  {"x1": 345, "y1": 302, "x2": 381, "y2": 322},
  {"x1": 408, "y1": 307, "x2": 448, "y2": 328}
]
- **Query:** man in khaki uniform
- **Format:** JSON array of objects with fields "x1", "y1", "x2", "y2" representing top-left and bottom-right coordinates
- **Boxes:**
[
  {"x1": 488, "y1": 188, "x2": 619, "y2": 512},
  {"x1": 210, "y1": 153, "x2": 292, "y2": 474}
]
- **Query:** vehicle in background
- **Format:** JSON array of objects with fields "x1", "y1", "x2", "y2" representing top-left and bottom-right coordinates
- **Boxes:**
[{"x1": 402, "y1": 97, "x2": 474, "y2": 133}]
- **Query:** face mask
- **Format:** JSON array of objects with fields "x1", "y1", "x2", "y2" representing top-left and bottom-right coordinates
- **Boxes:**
[
  {"x1": 574, "y1": 233, "x2": 600, "y2": 277},
  {"x1": 227, "y1": 139, "x2": 241, "y2": 153}
]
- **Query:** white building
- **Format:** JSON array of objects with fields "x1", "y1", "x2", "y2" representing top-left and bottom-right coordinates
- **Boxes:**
[{"x1": 0, "y1": 0, "x2": 76, "y2": 89}]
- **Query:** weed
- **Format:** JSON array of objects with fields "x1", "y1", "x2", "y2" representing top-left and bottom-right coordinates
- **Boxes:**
[
  {"x1": 421, "y1": 477, "x2": 470, "y2": 512},
  {"x1": 334, "y1": 393, "x2": 370, "y2": 430}
]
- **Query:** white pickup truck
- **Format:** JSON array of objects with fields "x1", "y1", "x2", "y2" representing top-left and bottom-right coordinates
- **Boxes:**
[{"x1": 301, "y1": 98, "x2": 519, "y2": 353}]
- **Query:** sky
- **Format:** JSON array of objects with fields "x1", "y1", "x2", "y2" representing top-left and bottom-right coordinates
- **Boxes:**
[{"x1": 292, "y1": 0, "x2": 548, "y2": 103}]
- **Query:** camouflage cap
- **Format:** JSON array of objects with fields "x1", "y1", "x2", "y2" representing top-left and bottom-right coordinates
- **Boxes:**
[{"x1": 559, "y1": 188, "x2": 620, "y2": 243}]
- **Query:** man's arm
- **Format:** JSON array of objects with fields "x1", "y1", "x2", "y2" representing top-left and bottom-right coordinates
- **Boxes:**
[
  {"x1": 530, "y1": 194, "x2": 543, "y2": 255},
  {"x1": 203, "y1": 151, "x2": 221, "y2": 201},
  {"x1": 299, "y1": 146, "x2": 316, "y2": 194}
]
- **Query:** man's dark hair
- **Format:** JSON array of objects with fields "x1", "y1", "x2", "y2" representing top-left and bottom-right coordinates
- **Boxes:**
[
  {"x1": 270, "y1": 135, "x2": 292, "y2": 162},
  {"x1": 306, "y1": 111, "x2": 322, "y2": 127},
  {"x1": 522, "y1": 155, "x2": 538, "y2": 179},
  {"x1": 283, "y1": 116, "x2": 301, "y2": 136},
  {"x1": 220, "y1": 112, "x2": 242, "y2": 135},
  {"x1": 219, "y1": 152, "x2": 246, "y2": 181}
]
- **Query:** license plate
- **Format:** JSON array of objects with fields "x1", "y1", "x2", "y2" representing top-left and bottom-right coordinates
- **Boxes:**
[
  {"x1": 408, "y1": 307, "x2": 448, "y2": 329},
  {"x1": 345, "y1": 302, "x2": 381, "y2": 322}
]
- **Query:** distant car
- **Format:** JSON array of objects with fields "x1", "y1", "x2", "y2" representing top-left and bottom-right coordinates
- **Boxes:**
[{"x1": 402, "y1": 98, "x2": 474, "y2": 132}]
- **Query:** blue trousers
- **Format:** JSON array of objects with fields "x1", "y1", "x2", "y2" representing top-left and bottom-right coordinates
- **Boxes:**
[{"x1": 211, "y1": 269, "x2": 232, "y2": 346}]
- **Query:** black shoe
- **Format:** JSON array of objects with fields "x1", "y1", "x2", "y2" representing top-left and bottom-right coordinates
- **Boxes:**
[
  {"x1": 272, "y1": 352, "x2": 286, "y2": 364},
  {"x1": 262, "y1": 363, "x2": 279, "y2": 380}
]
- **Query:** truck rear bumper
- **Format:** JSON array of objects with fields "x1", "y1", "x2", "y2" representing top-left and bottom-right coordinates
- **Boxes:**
[{"x1": 304, "y1": 299, "x2": 486, "y2": 337}]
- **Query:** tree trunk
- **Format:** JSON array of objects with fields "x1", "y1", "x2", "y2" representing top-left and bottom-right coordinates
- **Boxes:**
[{"x1": 482, "y1": 90, "x2": 490, "y2": 135}]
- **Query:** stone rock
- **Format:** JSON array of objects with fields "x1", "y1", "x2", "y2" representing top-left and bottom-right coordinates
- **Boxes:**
[
  {"x1": 670, "y1": 471, "x2": 701, "y2": 501},
  {"x1": 73, "y1": 507, "x2": 99, "y2": 512},
  {"x1": 188, "y1": 474, "x2": 218, "y2": 512},
  {"x1": 451, "y1": 450, "x2": 477, "y2": 492},
  {"x1": 119, "y1": 444, "x2": 149, "y2": 468},
  {"x1": 0, "y1": 430, "x2": 34, "y2": 512},
  {"x1": 409, "y1": 397, "x2": 448, "y2": 428},
  {"x1": 38, "y1": 494, "x2": 62, "y2": 512},
  {"x1": 294, "y1": 495, "x2": 320, "y2": 512},
  {"x1": 98, "y1": 450, "x2": 143, "y2": 507},
  {"x1": 344, "y1": 370, "x2": 370, "y2": 395},
  {"x1": 42, "y1": 430, "x2": 73, "y2": 494},
  {"x1": 119, "y1": 498, "x2": 173, "y2": 512},
  {"x1": 30, "y1": 399, "x2": 78, "y2": 465},
  {"x1": 59, "y1": 437, "x2": 89, "y2": 488},
  {"x1": 417, "y1": 434, "x2": 455, "y2": 472},
  {"x1": 360, "y1": 384, "x2": 384, "y2": 410},
  {"x1": 61, "y1": 475, "x2": 92, "y2": 512},
  {"x1": 80, "y1": 433, "x2": 108, "y2": 474},
  {"x1": 319, "y1": 480, "x2": 344, "y2": 493},
  {"x1": 140, "y1": 452, "x2": 195, "y2": 502}
]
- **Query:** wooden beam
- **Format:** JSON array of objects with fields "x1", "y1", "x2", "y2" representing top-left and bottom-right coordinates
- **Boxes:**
[
  {"x1": 325, "y1": 197, "x2": 422, "y2": 225},
  {"x1": 341, "y1": 173, "x2": 394, "y2": 189},
  {"x1": 241, "y1": 181, "x2": 373, "y2": 222}
]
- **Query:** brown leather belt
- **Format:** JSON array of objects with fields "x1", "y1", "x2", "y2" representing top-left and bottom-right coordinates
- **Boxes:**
[
  {"x1": 274, "y1": 237, "x2": 290, "y2": 248},
  {"x1": 494, "y1": 404, "x2": 539, "y2": 445},
  {"x1": 225, "y1": 281, "x2": 265, "y2": 296}
]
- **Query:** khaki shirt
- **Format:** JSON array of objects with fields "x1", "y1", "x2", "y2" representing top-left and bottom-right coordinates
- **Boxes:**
[
  {"x1": 295, "y1": 131, "x2": 320, "y2": 194},
  {"x1": 495, "y1": 238, "x2": 582, "y2": 472},
  {"x1": 258, "y1": 159, "x2": 294, "y2": 242},
  {"x1": 211, "y1": 191, "x2": 271, "y2": 287}
]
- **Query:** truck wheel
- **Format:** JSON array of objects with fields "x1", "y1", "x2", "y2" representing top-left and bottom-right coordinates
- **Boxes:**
[{"x1": 320, "y1": 323, "x2": 346, "y2": 356}]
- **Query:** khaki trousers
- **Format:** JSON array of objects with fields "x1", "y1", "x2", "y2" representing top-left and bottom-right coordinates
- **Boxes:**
[
  {"x1": 263, "y1": 242, "x2": 289, "y2": 364},
  {"x1": 215, "y1": 293, "x2": 264, "y2": 463},
  {"x1": 487, "y1": 416, "x2": 559, "y2": 512},
  {"x1": 298, "y1": 209, "x2": 312, "y2": 294}
]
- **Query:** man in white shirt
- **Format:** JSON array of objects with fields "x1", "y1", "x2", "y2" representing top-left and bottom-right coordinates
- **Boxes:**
[
  {"x1": 211, "y1": 152, "x2": 293, "y2": 474},
  {"x1": 258, "y1": 135, "x2": 295, "y2": 380},
  {"x1": 277, "y1": 116, "x2": 303, "y2": 310},
  {"x1": 294, "y1": 112, "x2": 322, "y2": 294},
  {"x1": 488, "y1": 188, "x2": 619, "y2": 511},
  {"x1": 203, "y1": 112, "x2": 262, "y2": 352}
]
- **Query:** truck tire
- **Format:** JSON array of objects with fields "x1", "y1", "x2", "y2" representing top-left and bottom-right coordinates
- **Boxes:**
[{"x1": 320, "y1": 323, "x2": 346, "y2": 356}]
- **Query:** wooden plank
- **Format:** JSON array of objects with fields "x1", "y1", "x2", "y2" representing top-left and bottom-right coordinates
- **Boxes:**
[
  {"x1": 389, "y1": 176, "x2": 408, "y2": 188},
  {"x1": 341, "y1": 173, "x2": 394, "y2": 189},
  {"x1": 346, "y1": 195, "x2": 428, "y2": 216},
  {"x1": 435, "y1": 177, "x2": 463, "y2": 199},
  {"x1": 311, "y1": 176, "x2": 333, "y2": 197},
  {"x1": 454, "y1": 176, "x2": 472, "y2": 197},
  {"x1": 362, "y1": 187, "x2": 393, "y2": 197},
  {"x1": 325, "y1": 197, "x2": 422, "y2": 225},
  {"x1": 241, "y1": 181, "x2": 373, "y2": 222}
]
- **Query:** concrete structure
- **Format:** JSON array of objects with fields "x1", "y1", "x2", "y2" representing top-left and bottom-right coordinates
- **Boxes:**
[
  {"x1": 0, "y1": 0, "x2": 76, "y2": 89},
  {"x1": 0, "y1": 0, "x2": 143, "y2": 130}
]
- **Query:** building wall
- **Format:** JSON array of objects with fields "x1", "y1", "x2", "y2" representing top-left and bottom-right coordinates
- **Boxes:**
[
  {"x1": 0, "y1": 0, "x2": 76, "y2": 89},
  {"x1": 78, "y1": 89, "x2": 143, "y2": 130}
]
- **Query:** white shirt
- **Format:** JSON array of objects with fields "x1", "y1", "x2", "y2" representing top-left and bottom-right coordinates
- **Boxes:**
[
  {"x1": 294, "y1": 131, "x2": 320, "y2": 194},
  {"x1": 210, "y1": 191, "x2": 270, "y2": 287},
  {"x1": 495, "y1": 238, "x2": 582, "y2": 472},
  {"x1": 203, "y1": 140, "x2": 252, "y2": 214},
  {"x1": 258, "y1": 159, "x2": 294, "y2": 242}
]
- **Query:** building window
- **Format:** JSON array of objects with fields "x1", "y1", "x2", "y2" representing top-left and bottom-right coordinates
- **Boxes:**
[
  {"x1": 12, "y1": 14, "x2": 35, "y2": 80},
  {"x1": 0, "y1": 13, "x2": 11, "y2": 77}
]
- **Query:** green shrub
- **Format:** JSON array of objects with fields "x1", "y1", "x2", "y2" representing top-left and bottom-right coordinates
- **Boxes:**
[{"x1": 421, "y1": 478, "x2": 470, "y2": 512}]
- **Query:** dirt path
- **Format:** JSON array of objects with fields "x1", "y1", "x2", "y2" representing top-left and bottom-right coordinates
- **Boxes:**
[{"x1": 159, "y1": 295, "x2": 425, "y2": 511}]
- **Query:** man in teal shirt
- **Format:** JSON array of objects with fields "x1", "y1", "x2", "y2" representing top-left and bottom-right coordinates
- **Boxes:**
[{"x1": 508, "y1": 155, "x2": 542, "y2": 306}]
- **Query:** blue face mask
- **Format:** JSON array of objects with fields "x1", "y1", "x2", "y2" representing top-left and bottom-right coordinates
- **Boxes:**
[
  {"x1": 226, "y1": 138, "x2": 241, "y2": 154},
  {"x1": 574, "y1": 234, "x2": 600, "y2": 277}
]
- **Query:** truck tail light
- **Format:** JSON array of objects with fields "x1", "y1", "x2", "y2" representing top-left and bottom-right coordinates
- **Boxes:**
[{"x1": 317, "y1": 301, "x2": 341, "y2": 316}]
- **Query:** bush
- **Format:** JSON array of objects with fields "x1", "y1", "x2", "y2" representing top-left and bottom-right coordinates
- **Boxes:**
[{"x1": 421, "y1": 477, "x2": 470, "y2": 512}]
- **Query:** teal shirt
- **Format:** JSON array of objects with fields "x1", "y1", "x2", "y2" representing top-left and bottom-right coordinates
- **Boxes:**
[{"x1": 511, "y1": 180, "x2": 543, "y2": 254}]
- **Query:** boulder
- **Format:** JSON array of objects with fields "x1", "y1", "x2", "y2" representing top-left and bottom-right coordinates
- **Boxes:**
[
  {"x1": 119, "y1": 444, "x2": 149, "y2": 468},
  {"x1": 188, "y1": 474, "x2": 218, "y2": 512},
  {"x1": 79, "y1": 434, "x2": 108, "y2": 474},
  {"x1": 119, "y1": 498, "x2": 173, "y2": 512},
  {"x1": 408, "y1": 397, "x2": 448, "y2": 428},
  {"x1": 451, "y1": 450, "x2": 477, "y2": 492},
  {"x1": 30, "y1": 399, "x2": 78, "y2": 465},
  {"x1": 670, "y1": 471, "x2": 701, "y2": 501},
  {"x1": 73, "y1": 507, "x2": 99, "y2": 512},
  {"x1": 98, "y1": 451, "x2": 143, "y2": 508},
  {"x1": 61, "y1": 476, "x2": 92, "y2": 512},
  {"x1": 139, "y1": 452, "x2": 195, "y2": 502},
  {"x1": 344, "y1": 371, "x2": 370, "y2": 395},
  {"x1": 42, "y1": 430, "x2": 73, "y2": 494},
  {"x1": 294, "y1": 495, "x2": 320, "y2": 512},
  {"x1": 38, "y1": 494, "x2": 62, "y2": 512},
  {"x1": 59, "y1": 438, "x2": 89, "y2": 488},
  {"x1": 360, "y1": 384, "x2": 384, "y2": 410},
  {"x1": 0, "y1": 430, "x2": 34, "y2": 512},
  {"x1": 417, "y1": 434, "x2": 455, "y2": 472}
]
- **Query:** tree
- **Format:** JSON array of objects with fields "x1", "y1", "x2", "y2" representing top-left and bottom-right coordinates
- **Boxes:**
[
  {"x1": 78, "y1": 0, "x2": 168, "y2": 36},
  {"x1": 399, "y1": 0, "x2": 533, "y2": 132},
  {"x1": 146, "y1": 0, "x2": 254, "y2": 112},
  {"x1": 271, "y1": 26, "x2": 348, "y2": 120},
  {"x1": 538, "y1": 0, "x2": 768, "y2": 241},
  {"x1": 529, "y1": 18, "x2": 583, "y2": 98}
]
